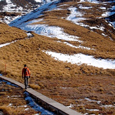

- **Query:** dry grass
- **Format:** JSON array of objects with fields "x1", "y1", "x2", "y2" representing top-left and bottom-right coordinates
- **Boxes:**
[
  {"x1": 0, "y1": 23, "x2": 115, "y2": 114},
  {"x1": 0, "y1": 81, "x2": 38, "y2": 115},
  {"x1": 29, "y1": 84, "x2": 41, "y2": 90},
  {"x1": 33, "y1": 11, "x2": 115, "y2": 59},
  {"x1": 0, "y1": 31, "x2": 114, "y2": 81},
  {"x1": 0, "y1": 1, "x2": 115, "y2": 114},
  {"x1": 38, "y1": 75, "x2": 115, "y2": 114},
  {"x1": 0, "y1": 12, "x2": 21, "y2": 17},
  {"x1": 8, "y1": 0, "x2": 38, "y2": 8},
  {"x1": 0, "y1": 23, "x2": 27, "y2": 44}
]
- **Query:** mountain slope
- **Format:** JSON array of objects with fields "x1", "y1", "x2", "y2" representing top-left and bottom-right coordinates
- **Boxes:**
[
  {"x1": 0, "y1": 0, "x2": 42, "y2": 23},
  {"x1": 9, "y1": 0, "x2": 115, "y2": 68},
  {"x1": 0, "y1": 0, "x2": 115, "y2": 114}
]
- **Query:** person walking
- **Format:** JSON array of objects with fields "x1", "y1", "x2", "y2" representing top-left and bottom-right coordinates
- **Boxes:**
[{"x1": 22, "y1": 64, "x2": 30, "y2": 89}]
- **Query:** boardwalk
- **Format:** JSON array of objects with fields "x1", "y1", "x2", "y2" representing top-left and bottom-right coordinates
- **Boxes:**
[{"x1": 0, "y1": 75, "x2": 82, "y2": 115}]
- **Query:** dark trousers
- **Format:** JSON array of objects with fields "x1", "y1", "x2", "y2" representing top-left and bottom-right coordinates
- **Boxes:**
[{"x1": 24, "y1": 76, "x2": 29, "y2": 89}]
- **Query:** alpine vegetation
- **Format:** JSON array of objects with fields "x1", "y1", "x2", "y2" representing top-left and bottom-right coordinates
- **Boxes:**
[{"x1": 0, "y1": 0, "x2": 115, "y2": 114}]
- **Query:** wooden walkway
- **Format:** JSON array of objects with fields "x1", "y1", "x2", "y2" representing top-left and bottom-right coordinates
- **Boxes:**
[{"x1": 0, "y1": 75, "x2": 82, "y2": 115}]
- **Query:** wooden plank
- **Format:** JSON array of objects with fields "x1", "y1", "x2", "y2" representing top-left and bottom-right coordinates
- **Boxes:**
[{"x1": 0, "y1": 76, "x2": 82, "y2": 115}]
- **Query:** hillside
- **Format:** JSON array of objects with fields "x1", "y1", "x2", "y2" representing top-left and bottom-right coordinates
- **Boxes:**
[
  {"x1": 0, "y1": 0, "x2": 42, "y2": 23},
  {"x1": 0, "y1": 0, "x2": 115, "y2": 114}
]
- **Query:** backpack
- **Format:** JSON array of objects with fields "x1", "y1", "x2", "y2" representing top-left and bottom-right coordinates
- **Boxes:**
[{"x1": 24, "y1": 68, "x2": 28, "y2": 76}]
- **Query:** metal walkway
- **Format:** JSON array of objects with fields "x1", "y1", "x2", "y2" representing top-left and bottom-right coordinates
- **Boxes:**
[{"x1": 0, "y1": 75, "x2": 82, "y2": 115}]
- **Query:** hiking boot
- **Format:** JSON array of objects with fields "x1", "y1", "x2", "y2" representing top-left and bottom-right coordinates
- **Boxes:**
[{"x1": 25, "y1": 86, "x2": 27, "y2": 89}]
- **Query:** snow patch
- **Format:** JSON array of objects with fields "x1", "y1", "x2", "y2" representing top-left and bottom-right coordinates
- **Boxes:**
[
  {"x1": 67, "y1": 7, "x2": 84, "y2": 23},
  {"x1": 34, "y1": 0, "x2": 42, "y2": 2},
  {"x1": 101, "y1": 104, "x2": 115, "y2": 108},
  {"x1": 85, "y1": 98, "x2": 101, "y2": 104},
  {"x1": 0, "y1": 41, "x2": 16, "y2": 48},
  {"x1": 20, "y1": 24, "x2": 81, "y2": 42},
  {"x1": 86, "y1": 109, "x2": 99, "y2": 111},
  {"x1": 79, "y1": 5, "x2": 92, "y2": 9},
  {"x1": 63, "y1": 42, "x2": 93, "y2": 50},
  {"x1": 44, "y1": 51, "x2": 115, "y2": 69},
  {"x1": 102, "y1": 11, "x2": 115, "y2": 17},
  {"x1": 110, "y1": 21, "x2": 115, "y2": 28},
  {"x1": 79, "y1": 0, "x2": 100, "y2": 3},
  {"x1": 67, "y1": 6, "x2": 105, "y2": 31}
]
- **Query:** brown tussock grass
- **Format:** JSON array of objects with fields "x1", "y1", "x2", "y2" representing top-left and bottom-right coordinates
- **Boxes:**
[
  {"x1": 0, "y1": 106, "x2": 11, "y2": 115},
  {"x1": 0, "y1": 31, "x2": 114, "y2": 84},
  {"x1": 0, "y1": 1, "x2": 115, "y2": 113},
  {"x1": 0, "y1": 12, "x2": 21, "y2": 17},
  {"x1": 29, "y1": 84, "x2": 41, "y2": 90},
  {"x1": 0, "y1": 82, "x2": 38, "y2": 115},
  {"x1": 30, "y1": 2, "x2": 115, "y2": 59},
  {"x1": 34, "y1": 16, "x2": 115, "y2": 59},
  {"x1": 0, "y1": 23, "x2": 27, "y2": 44}
]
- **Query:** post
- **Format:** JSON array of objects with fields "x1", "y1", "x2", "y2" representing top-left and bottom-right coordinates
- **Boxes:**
[{"x1": 5, "y1": 64, "x2": 6, "y2": 74}]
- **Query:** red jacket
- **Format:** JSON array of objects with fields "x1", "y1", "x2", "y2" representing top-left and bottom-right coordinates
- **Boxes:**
[{"x1": 22, "y1": 67, "x2": 30, "y2": 77}]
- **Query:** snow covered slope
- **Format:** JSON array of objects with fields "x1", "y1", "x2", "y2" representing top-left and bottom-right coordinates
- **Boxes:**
[
  {"x1": 0, "y1": 0, "x2": 61, "y2": 23},
  {"x1": 0, "y1": 0, "x2": 42, "y2": 23},
  {"x1": 9, "y1": 0, "x2": 60, "y2": 27},
  {"x1": 9, "y1": 0, "x2": 115, "y2": 69}
]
